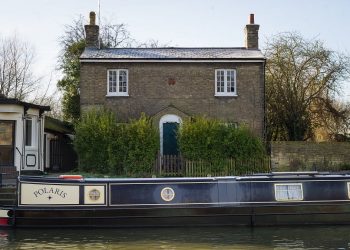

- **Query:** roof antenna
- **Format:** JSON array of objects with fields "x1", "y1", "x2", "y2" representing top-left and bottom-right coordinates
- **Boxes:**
[{"x1": 98, "y1": 0, "x2": 101, "y2": 49}]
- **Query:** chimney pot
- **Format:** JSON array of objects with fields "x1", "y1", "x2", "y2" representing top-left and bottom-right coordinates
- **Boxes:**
[
  {"x1": 249, "y1": 14, "x2": 255, "y2": 24},
  {"x1": 89, "y1": 11, "x2": 96, "y2": 25}
]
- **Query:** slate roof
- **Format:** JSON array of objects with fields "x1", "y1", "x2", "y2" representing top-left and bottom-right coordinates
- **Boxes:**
[{"x1": 80, "y1": 47, "x2": 265, "y2": 60}]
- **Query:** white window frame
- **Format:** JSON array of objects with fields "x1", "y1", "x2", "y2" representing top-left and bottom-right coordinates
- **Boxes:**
[
  {"x1": 107, "y1": 69, "x2": 129, "y2": 96},
  {"x1": 215, "y1": 69, "x2": 237, "y2": 97},
  {"x1": 274, "y1": 183, "x2": 303, "y2": 202},
  {"x1": 347, "y1": 183, "x2": 350, "y2": 199}
]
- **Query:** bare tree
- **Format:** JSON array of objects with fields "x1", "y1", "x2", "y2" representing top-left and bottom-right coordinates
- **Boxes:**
[
  {"x1": 265, "y1": 32, "x2": 350, "y2": 141},
  {"x1": 0, "y1": 35, "x2": 40, "y2": 100},
  {"x1": 32, "y1": 72, "x2": 62, "y2": 119},
  {"x1": 59, "y1": 15, "x2": 166, "y2": 49},
  {"x1": 59, "y1": 15, "x2": 136, "y2": 50},
  {"x1": 100, "y1": 22, "x2": 136, "y2": 48}
]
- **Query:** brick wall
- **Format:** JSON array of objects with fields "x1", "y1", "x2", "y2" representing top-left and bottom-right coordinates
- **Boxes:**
[
  {"x1": 271, "y1": 141, "x2": 350, "y2": 171},
  {"x1": 80, "y1": 61, "x2": 265, "y2": 137}
]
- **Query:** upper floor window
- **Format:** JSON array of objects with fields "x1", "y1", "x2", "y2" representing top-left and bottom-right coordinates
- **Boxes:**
[
  {"x1": 107, "y1": 69, "x2": 128, "y2": 96},
  {"x1": 215, "y1": 69, "x2": 237, "y2": 96},
  {"x1": 275, "y1": 183, "x2": 303, "y2": 201}
]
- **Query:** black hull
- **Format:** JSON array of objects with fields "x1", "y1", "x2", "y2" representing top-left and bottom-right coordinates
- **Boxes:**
[{"x1": 13, "y1": 203, "x2": 350, "y2": 228}]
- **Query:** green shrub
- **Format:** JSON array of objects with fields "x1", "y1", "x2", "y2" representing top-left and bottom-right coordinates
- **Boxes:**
[
  {"x1": 339, "y1": 163, "x2": 350, "y2": 171},
  {"x1": 74, "y1": 110, "x2": 159, "y2": 176},
  {"x1": 122, "y1": 113, "x2": 159, "y2": 176},
  {"x1": 178, "y1": 116, "x2": 266, "y2": 164},
  {"x1": 224, "y1": 126, "x2": 265, "y2": 159},
  {"x1": 106, "y1": 123, "x2": 125, "y2": 175},
  {"x1": 74, "y1": 108, "x2": 118, "y2": 174},
  {"x1": 177, "y1": 117, "x2": 227, "y2": 161}
]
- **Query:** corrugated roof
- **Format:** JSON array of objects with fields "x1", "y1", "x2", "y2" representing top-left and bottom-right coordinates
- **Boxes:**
[{"x1": 80, "y1": 47, "x2": 265, "y2": 60}]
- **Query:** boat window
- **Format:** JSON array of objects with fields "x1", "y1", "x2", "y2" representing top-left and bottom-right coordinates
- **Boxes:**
[{"x1": 274, "y1": 183, "x2": 303, "y2": 201}]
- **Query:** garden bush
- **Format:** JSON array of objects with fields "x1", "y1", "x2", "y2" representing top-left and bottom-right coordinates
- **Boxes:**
[
  {"x1": 122, "y1": 114, "x2": 159, "y2": 176},
  {"x1": 178, "y1": 116, "x2": 266, "y2": 163},
  {"x1": 177, "y1": 117, "x2": 227, "y2": 161},
  {"x1": 74, "y1": 110, "x2": 158, "y2": 176},
  {"x1": 224, "y1": 126, "x2": 265, "y2": 159},
  {"x1": 74, "y1": 108, "x2": 118, "y2": 174}
]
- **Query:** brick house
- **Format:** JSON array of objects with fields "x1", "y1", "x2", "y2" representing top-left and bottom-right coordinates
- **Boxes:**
[{"x1": 80, "y1": 12, "x2": 265, "y2": 155}]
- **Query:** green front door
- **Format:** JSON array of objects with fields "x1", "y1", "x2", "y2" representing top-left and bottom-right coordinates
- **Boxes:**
[{"x1": 163, "y1": 122, "x2": 179, "y2": 155}]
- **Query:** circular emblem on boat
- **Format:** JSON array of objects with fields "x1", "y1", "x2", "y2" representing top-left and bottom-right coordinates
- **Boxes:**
[
  {"x1": 88, "y1": 189, "x2": 101, "y2": 201},
  {"x1": 161, "y1": 187, "x2": 175, "y2": 202}
]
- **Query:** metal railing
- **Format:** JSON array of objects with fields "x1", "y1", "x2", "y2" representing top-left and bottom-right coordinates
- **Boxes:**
[{"x1": 154, "y1": 155, "x2": 271, "y2": 177}]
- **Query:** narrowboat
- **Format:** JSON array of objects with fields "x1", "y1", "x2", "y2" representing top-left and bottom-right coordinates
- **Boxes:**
[{"x1": 1, "y1": 172, "x2": 350, "y2": 227}]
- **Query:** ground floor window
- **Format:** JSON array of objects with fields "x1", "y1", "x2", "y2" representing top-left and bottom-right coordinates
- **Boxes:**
[{"x1": 0, "y1": 121, "x2": 15, "y2": 166}]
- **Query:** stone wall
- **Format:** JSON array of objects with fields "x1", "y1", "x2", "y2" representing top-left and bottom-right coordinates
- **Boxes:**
[
  {"x1": 80, "y1": 61, "x2": 265, "y2": 137},
  {"x1": 271, "y1": 141, "x2": 350, "y2": 171}
]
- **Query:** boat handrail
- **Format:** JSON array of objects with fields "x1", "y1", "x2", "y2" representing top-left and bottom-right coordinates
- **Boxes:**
[
  {"x1": 238, "y1": 171, "x2": 350, "y2": 180},
  {"x1": 271, "y1": 171, "x2": 319, "y2": 175}
]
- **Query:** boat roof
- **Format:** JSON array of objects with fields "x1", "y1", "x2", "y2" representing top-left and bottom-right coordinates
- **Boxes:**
[{"x1": 19, "y1": 171, "x2": 350, "y2": 183}]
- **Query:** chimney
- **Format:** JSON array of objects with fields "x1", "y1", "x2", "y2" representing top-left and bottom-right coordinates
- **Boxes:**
[
  {"x1": 85, "y1": 11, "x2": 99, "y2": 48},
  {"x1": 244, "y1": 14, "x2": 260, "y2": 49}
]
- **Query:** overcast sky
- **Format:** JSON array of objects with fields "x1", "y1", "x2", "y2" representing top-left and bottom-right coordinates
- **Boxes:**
[{"x1": 1, "y1": 0, "x2": 350, "y2": 100}]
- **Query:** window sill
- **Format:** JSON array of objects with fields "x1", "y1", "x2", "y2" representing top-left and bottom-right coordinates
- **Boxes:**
[
  {"x1": 106, "y1": 93, "x2": 129, "y2": 97},
  {"x1": 214, "y1": 93, "x2": 238, "y2": 97}
]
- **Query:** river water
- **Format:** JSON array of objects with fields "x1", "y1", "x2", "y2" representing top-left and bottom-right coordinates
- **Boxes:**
[{"x1": 0, "y1": 226, "x2": 349, "y2": 249}]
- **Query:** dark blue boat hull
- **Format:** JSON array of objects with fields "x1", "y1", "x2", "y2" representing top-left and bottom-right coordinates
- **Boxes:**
[{"x1": 4, "y1": 174, "x2": 350, "y2": 227}]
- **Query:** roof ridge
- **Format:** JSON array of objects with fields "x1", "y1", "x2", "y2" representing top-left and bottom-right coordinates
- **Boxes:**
[{"x1": 92, "y1": 47, "x2": 252, "y2": 50}]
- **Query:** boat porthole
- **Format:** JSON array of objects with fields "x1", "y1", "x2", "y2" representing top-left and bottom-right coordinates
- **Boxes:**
[
  {"x1": 88, "y1": 189, "x2": 101, "y2": 201},
  {"x1": 161, "y1": 187, "x2": 175, "y2": 202}
]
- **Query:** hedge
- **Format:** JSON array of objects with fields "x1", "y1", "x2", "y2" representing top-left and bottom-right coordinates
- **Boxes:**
[
  {"x1": 74, "y1": 109, "x2": 158, "y2": 175},
  {"x1": 121, "y1": 114, "x2": 159, "y2": 176},
  {"x1": 74, "y1": 108, "x2": 118, "y2": 174},
  {"x1": 178, "y1": 116, "x2": 266, "y2": 163}
]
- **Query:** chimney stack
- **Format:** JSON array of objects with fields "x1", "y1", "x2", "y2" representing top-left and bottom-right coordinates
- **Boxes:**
[
  {"x1": 244, "y1": 14, "x2": 259, "y2": 49},
  {"x1": 85, "y1": 11, "x2": 99, "y2": 48}
]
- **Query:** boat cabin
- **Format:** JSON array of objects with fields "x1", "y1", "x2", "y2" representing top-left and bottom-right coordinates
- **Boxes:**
[{"x1": 0, "y1": 97, "x2": 50, "y2": 176}]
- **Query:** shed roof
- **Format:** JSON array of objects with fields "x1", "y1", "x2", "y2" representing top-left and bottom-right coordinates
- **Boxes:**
[
  {"x1": 45, "y1": 116, "x2": 74, "y2": 134},
  {"x1": 80, "y1": 47, "x2": 265, "y2": 61}
]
